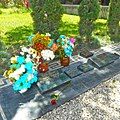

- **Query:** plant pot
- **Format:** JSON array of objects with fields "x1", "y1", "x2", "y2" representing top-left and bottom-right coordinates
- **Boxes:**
[
  {"x1": 38, "y1": 63, "x2": 49, "y2": 73},
  {"x1": 60, "y1": 57, "x2": 70, "y2": 67}
]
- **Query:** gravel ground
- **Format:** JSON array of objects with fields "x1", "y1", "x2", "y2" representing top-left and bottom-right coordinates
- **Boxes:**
[{"x1": 38, "y1": 74, "x2": 120, "y2": 120}]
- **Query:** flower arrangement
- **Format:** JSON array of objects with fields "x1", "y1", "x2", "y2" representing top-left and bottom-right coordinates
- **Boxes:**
[
  {"x1": 4, "y1": 47, "x2": 39, "y2": 93},
  {"x1": 3, "y1": 33, "x2": 75, "y2": 92},
  {"x1": 57, "y1": 35, "x2": 75, "y2": 57},
  {"x1": 56, "y1": 35, "x2": 75, "y2": 66},
  {"x1": 29, "y1": 32, "x2": 56, "y2": 73}
]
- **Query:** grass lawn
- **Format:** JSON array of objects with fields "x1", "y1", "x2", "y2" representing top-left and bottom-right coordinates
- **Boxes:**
[
  {"x1": 0, "y1": 8, "x2": 115, "y2": 74},
  {"x1": 0, "y1": 9, "x2": 111, "y2": 47}
]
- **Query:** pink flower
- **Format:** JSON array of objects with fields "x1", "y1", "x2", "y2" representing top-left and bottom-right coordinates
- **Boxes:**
[{"x1": 70, "y1": 38, "x2": 75, "y2": 44}]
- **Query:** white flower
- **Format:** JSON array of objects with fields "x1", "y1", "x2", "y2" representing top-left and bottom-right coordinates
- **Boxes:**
[
  {"x1": 46, "y1": 33, "x2": 51, "y2": 37},
  {"x1": 25, "y1": 57, "x2": 31, "y2": 62},
  {"x1": 41, "y1": 49, "x2": 55, "y2": 61},
  {"x1": 44, "y1": 13, "x2": 48, "y2": 17},
  {"x1": 14, "y1": 65, "x2": 25, "y2": 75},
  {"x1": 32, "y1": 54, "x2": 37, "y2": 58},
  {"x1": 28, "y1": 74, "x2": 34, "y2": 81},
  {"x1": 21, "y1": 47, "x2": 29, "y2": 53},
  {"x1": 9, "y1": 73, "x2": 20, "y2": 80},
  {"x1": 26, "y1": 54, "x2": 31, "y2": 58},
  {"x1": 20, "y1": 52, "x2": 24, "y2": 55},
  {"x1": 11, "y1": 56, "x2": 18, "y2": 63}
]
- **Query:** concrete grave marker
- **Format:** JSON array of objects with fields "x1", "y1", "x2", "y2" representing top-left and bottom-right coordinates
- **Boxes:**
[{"x1": 88, "y1": 52, "x2": 119, "y2": 69}]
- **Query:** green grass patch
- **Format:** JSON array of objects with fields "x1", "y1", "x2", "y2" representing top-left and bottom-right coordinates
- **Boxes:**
[{"x1": 0, "y1": 11, "x2": 110, "y2": 47}]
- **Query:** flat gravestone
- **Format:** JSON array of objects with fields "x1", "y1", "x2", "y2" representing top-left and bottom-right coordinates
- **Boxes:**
[
  {"x1": 88, "y1": 52, "x2": 119, "y2": 69},
  {"x1": 0, "y1": 76, "x2": 11, "y2": 88},
  {"x1": 37, "y1": 69, "x2": 71, "y2": 94},
  {"x1": 80, "y1": 49, "x2": 93, "y2": 58},
  {"x1": 77, "y1": 63, "x2": 94, "y2": 73},
  {"x1": 49, "y1": 62, "x2": 61, "y2": 71},
  {"x1": 64, "y1": 67, "x2": 83, "y2": 78}
]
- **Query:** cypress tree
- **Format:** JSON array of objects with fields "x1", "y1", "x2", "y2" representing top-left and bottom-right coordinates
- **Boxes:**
[
  {"x1": 108, "y1": 0, "x2": 120, "y2": 42},
  {"x1": 30, "y1": 0, "x2": 64, "y2": 38},
  {"x1": 78, "y1": 0, "x2": 100, "y2": 43}
]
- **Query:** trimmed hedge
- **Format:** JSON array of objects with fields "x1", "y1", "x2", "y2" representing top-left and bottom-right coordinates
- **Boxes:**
[
  {"x1": 30, "y1": 0, "x2": 64, "y2": 38},
  {"x1": 78, "y1": 0, "x2": 100, "y2": 42},
  {"x1": 108, "y1": 0, "x2": 120, "y2": 42}
]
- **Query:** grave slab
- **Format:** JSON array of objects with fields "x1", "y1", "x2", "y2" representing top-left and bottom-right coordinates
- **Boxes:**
[
  {"x1": 80, "y1": 48, "x2": 94, "y2": 58},
  {"x1": 88, "y1": 52, "x2": 119, "y2": 69},
  {"x1": 0, "y1": 45, "x2": 120, "y2": 120},
  {"x1": 64, "y1": 67, "x2": 83, "y2": 78},
  {"x1": 0, "y1": 83, "x2": 40, "y2": 120},
  {"x1": 77, "y1": 63, "x2": 94, "y2": 73},
  {"x1": 37, "y1": 69, "x2": 71, "y2": 94}
]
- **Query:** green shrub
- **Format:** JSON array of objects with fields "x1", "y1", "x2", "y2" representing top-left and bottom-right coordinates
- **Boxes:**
[
  {"x1": 30, "y1": 0, "x2": 64, "y2": 38},
  {"x1": 0, "y1": 9, "x2": 2, "y2": 14},
  {"x1": 108, "y1": 0, "x2": 120, "y2": 42},
  {"x1": 78, "y1": 0, "x2": 100, "y2": 43}
]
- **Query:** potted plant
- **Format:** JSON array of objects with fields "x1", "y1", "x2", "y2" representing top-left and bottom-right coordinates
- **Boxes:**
[
  {"x1": 29, "y1": 33, "x2": 56, "y2": 73},
  {"x1": 56, "y1": 35, "x2": 75, "y2": 67},
  {"x1": 59, "y1": 47, "x2": 70, "y2": 67},
  {"x1": 38, "y1": 49, "x2": 55, "y2": 73}
]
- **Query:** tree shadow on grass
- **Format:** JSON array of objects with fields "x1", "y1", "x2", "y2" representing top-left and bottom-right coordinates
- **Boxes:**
[
  {"x1": 5, "y1": 25, "x2": 33, "y2": 47},
  {"x1": 59, "y1": 21, "x2": 78, "y2": 36},
  {"x1": 94, "y1": 21, "x2": 108, "y2": 37}
]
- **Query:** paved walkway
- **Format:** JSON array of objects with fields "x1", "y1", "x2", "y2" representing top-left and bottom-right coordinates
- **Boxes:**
[{"x1": 0, "y1": 44, "x2": 120, "y2": 120}]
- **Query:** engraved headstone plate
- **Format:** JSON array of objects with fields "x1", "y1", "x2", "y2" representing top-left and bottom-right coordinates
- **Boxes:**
[
  {"x1": 37, "y1": 69, "x2": 71, "y2": 94},
  {"x1": 64, "y1": 67, "x2": 83, "y2": 78},
  {"x1": 70, "y1": 55, "x2": 80, "y2": 64},
  {"x1": 77, "y1": 63, "x2": 94, "y2": 73},
  {"x1": 80, "y1": 49, "x2": 93, "y2": 58},
  {"x1": 49, "y1": 62, "x2": 61, "y2": 70},
  {"x1": 88, "y1": 52, "x2": 119, "y2": 69},
  {"x1": 0, "y1": 77, "x2": 10, "y2": 88}
]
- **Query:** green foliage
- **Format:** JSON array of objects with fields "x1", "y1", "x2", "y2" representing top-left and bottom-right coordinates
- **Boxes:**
[
  {"x1": 78, "y1": 0, "x2": 100, "y2": 42},
  {"x1": 0, "y1": 0, "x2": 24, "y2": 8},
  {"x1": 0, "y1": 9, "x2": 2, "y2": 14},
  {"x1": 108, "y1": 0, "x2": 120, "y2": 42},
  {"x1": 30, "y1": 0, "x2": 64, "y2": 38}
]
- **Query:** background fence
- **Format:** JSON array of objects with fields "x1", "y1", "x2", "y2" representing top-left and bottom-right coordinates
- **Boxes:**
[{"x1": 63, "y1": 4, "x2": 109, "y2": 19}]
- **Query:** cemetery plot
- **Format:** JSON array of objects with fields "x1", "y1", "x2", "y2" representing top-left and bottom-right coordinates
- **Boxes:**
[
  {"x1": 80, "y1": 49, "x2": 93, "y2": 58},
  {"x1": 37, "y1": 69, "x2": 71, "y2": 94},
  {"x1": 70, "y1": 55, "x2": 81, "y2": 64},
  {"x1": 64, "y1": 67, "x2": 83, "y2": 78},
  {"x1": 88, "y1": 52, "x2": 119, "y2": 69},
  {"x1": 49, "y1": 62, "x2": 62, "y2": 71},
  {"x1": 77, "y1": 63, "x2": 94, "y2": 73},
  {"x1": 0, "y1": 77, "x2": 10, "y2": 88},
  {"x1": 115, "y1": 47, "x2": 120, "y2": 55}
]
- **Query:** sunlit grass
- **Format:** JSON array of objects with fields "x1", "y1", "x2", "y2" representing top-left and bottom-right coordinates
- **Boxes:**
[{"x1": 0, "y1": 9, "x2": 110, "y2": 47}]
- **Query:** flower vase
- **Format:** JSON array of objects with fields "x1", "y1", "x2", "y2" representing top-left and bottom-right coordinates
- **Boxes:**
[
  {"x1": 60, "y1": 57, "x2": 70, "y2": 67},
  {"x1": 38, "y1": 62, "x2": 49, "y2": 73}
]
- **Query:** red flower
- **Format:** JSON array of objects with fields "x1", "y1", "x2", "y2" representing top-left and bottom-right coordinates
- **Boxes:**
[
  {"x1": 33, "y1": 43, "x2": 46, "y2": 51},
  {"x1": 50, "y1": 99, "x2": 57, "y2": 105}
]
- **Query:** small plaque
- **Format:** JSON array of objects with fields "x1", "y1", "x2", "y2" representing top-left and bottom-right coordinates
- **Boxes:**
[
  {"x1": 49, "y1": 62, "x2": 61, "y2": 70},
  {"x1": 37, "y1": 70, "x2": 71, "y2": 94},
  {"x1": 77, "y1": 63, "x2": 94, "y2": 73},
  {"x1": 0, "y1": 77, "x2": 10, "y2": 88},
  {"x1": 64, "y1": 68, "x2": 83, "y2": 78},
  {"x1": 80, "y1": 49, "x2": 93, "y2": 58},
  {"x1": 88, "y1": 52, "x2": 119, "y2": 69}
]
